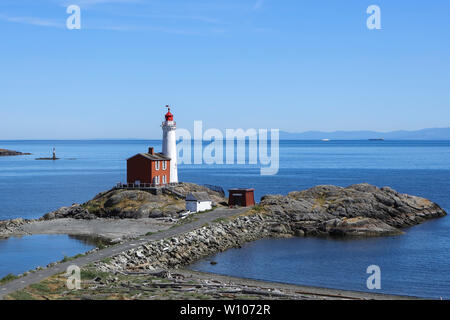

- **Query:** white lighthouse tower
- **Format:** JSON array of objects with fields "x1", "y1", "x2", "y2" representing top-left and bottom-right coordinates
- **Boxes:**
[{"x1": 162, "y1": 105, "x2": 178, "y2": 183}]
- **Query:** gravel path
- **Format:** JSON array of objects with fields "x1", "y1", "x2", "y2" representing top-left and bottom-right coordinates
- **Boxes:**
[{"x1": 19, "y1": 218, "x2": 173, "y2": 240}]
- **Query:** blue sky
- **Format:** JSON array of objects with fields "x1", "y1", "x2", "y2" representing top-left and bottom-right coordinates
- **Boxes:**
[{"x1": 0, "y1": 0, "x2": 449, "y2": 139}]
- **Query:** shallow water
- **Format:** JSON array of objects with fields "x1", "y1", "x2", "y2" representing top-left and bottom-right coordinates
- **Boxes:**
[
  {"x1": 0, "y1": 234, "x2": 95, "y2": 278},
  {"x1": 189, "y1": 217, "x2": 450, "y2": 299}
]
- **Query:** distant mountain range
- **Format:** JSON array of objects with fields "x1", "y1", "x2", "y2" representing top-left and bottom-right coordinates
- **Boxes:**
[{"x1": 279, "y1": 127, "x2": 450, "y2": 140}]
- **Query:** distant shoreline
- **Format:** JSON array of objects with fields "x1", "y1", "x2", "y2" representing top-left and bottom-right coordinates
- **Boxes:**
[
  {"x1": 2, "y1": 127, "x2": 450, "y2": 141},
  {"x1": 1, "y1": 139, "x2": 450, "y2": 143},
  {"x1": 0, "y1": 149, "x2": 31, "y2": 157}
]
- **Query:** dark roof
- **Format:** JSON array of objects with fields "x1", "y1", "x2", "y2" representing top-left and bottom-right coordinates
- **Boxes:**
[
  {"x1": 128, "y1": 153, "x2": 171, "y2": 161},
  {"x1": 186, "y1": 192, "x2": 211, "y2": 202}
]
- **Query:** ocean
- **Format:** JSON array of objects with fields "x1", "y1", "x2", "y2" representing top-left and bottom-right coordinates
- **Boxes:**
[{"x1": 0, "y1": 140, "x2": 449, "y2": 298}]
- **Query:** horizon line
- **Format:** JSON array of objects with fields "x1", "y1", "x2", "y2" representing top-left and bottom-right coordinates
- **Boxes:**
[
  {"x1": 2, "y1": 126, "x2": 450, "y2": 141},
  {"x1": 2, "y1": 138, "x2": 450, "y2": 142}
]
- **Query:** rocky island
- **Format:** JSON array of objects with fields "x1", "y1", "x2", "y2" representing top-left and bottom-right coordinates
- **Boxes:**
[
  {"x1": 1, "y1": 182, "x2": 445, "y2": 242},
  {"x1": 256, "y1": 183, "x2": 445, "y2": 237},
  {"x1": 0, "y1": 148, "x2": 31, "y2": 156},
  {"x1": 0, "y1": 183, "x2": 447, "y2": 300}
]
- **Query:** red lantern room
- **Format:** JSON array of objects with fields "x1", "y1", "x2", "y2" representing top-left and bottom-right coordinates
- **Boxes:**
[{"x1": 165, "y1": 105, "x2": 174, "y2": 121}]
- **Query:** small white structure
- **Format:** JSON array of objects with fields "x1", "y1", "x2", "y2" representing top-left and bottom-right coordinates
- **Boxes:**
[{"x1": 186, "y1": 192, "x2": 212, "y2": 213}]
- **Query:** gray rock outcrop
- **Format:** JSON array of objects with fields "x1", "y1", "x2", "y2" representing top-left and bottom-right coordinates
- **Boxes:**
[
  {"x1": 42, "y1": 182, "x2": 227, "y2": 220},
  {"x1": 0, "y1": 218, "x2": 29, "y2": 238},
  {"x1": 0, "y1": 149, "x2": 31, "y2": 156},
  {"x1": 258, "y1": 183, "x2": 445, "y2": 236}
]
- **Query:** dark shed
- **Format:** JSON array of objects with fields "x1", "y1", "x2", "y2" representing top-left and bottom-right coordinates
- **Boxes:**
[{"x1": 228, "y1": 188, "x2": 255, "y2": 207}]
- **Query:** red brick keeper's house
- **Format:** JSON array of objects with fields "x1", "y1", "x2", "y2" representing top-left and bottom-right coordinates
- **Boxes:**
[{"x1": 127, "y1": 147, "x2": 171, "y2": 186}]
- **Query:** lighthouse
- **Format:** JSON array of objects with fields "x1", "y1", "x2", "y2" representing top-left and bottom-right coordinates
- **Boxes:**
[{"x1": 162, "y1": 105, "x2": 178, "y2": 183}]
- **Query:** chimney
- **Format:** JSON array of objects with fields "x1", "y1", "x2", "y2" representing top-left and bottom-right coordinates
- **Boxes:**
[{"x1": 148, "y1": 147, "x2": 154, "y2": 155}]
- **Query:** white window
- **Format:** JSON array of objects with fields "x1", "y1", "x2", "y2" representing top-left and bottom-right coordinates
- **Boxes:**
[
  {"x1": 162, "y1": 161, "x2": 167, "y2": 170},
  {"x1": 155, "y1": 161, "x2": 160, "y2": 171},
  {"x1": 154, "y1": 176, "x2": 160, "y2": 185},
  {"x1": 162, "y1": 175, "x2": 167, "y2": 184}
]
